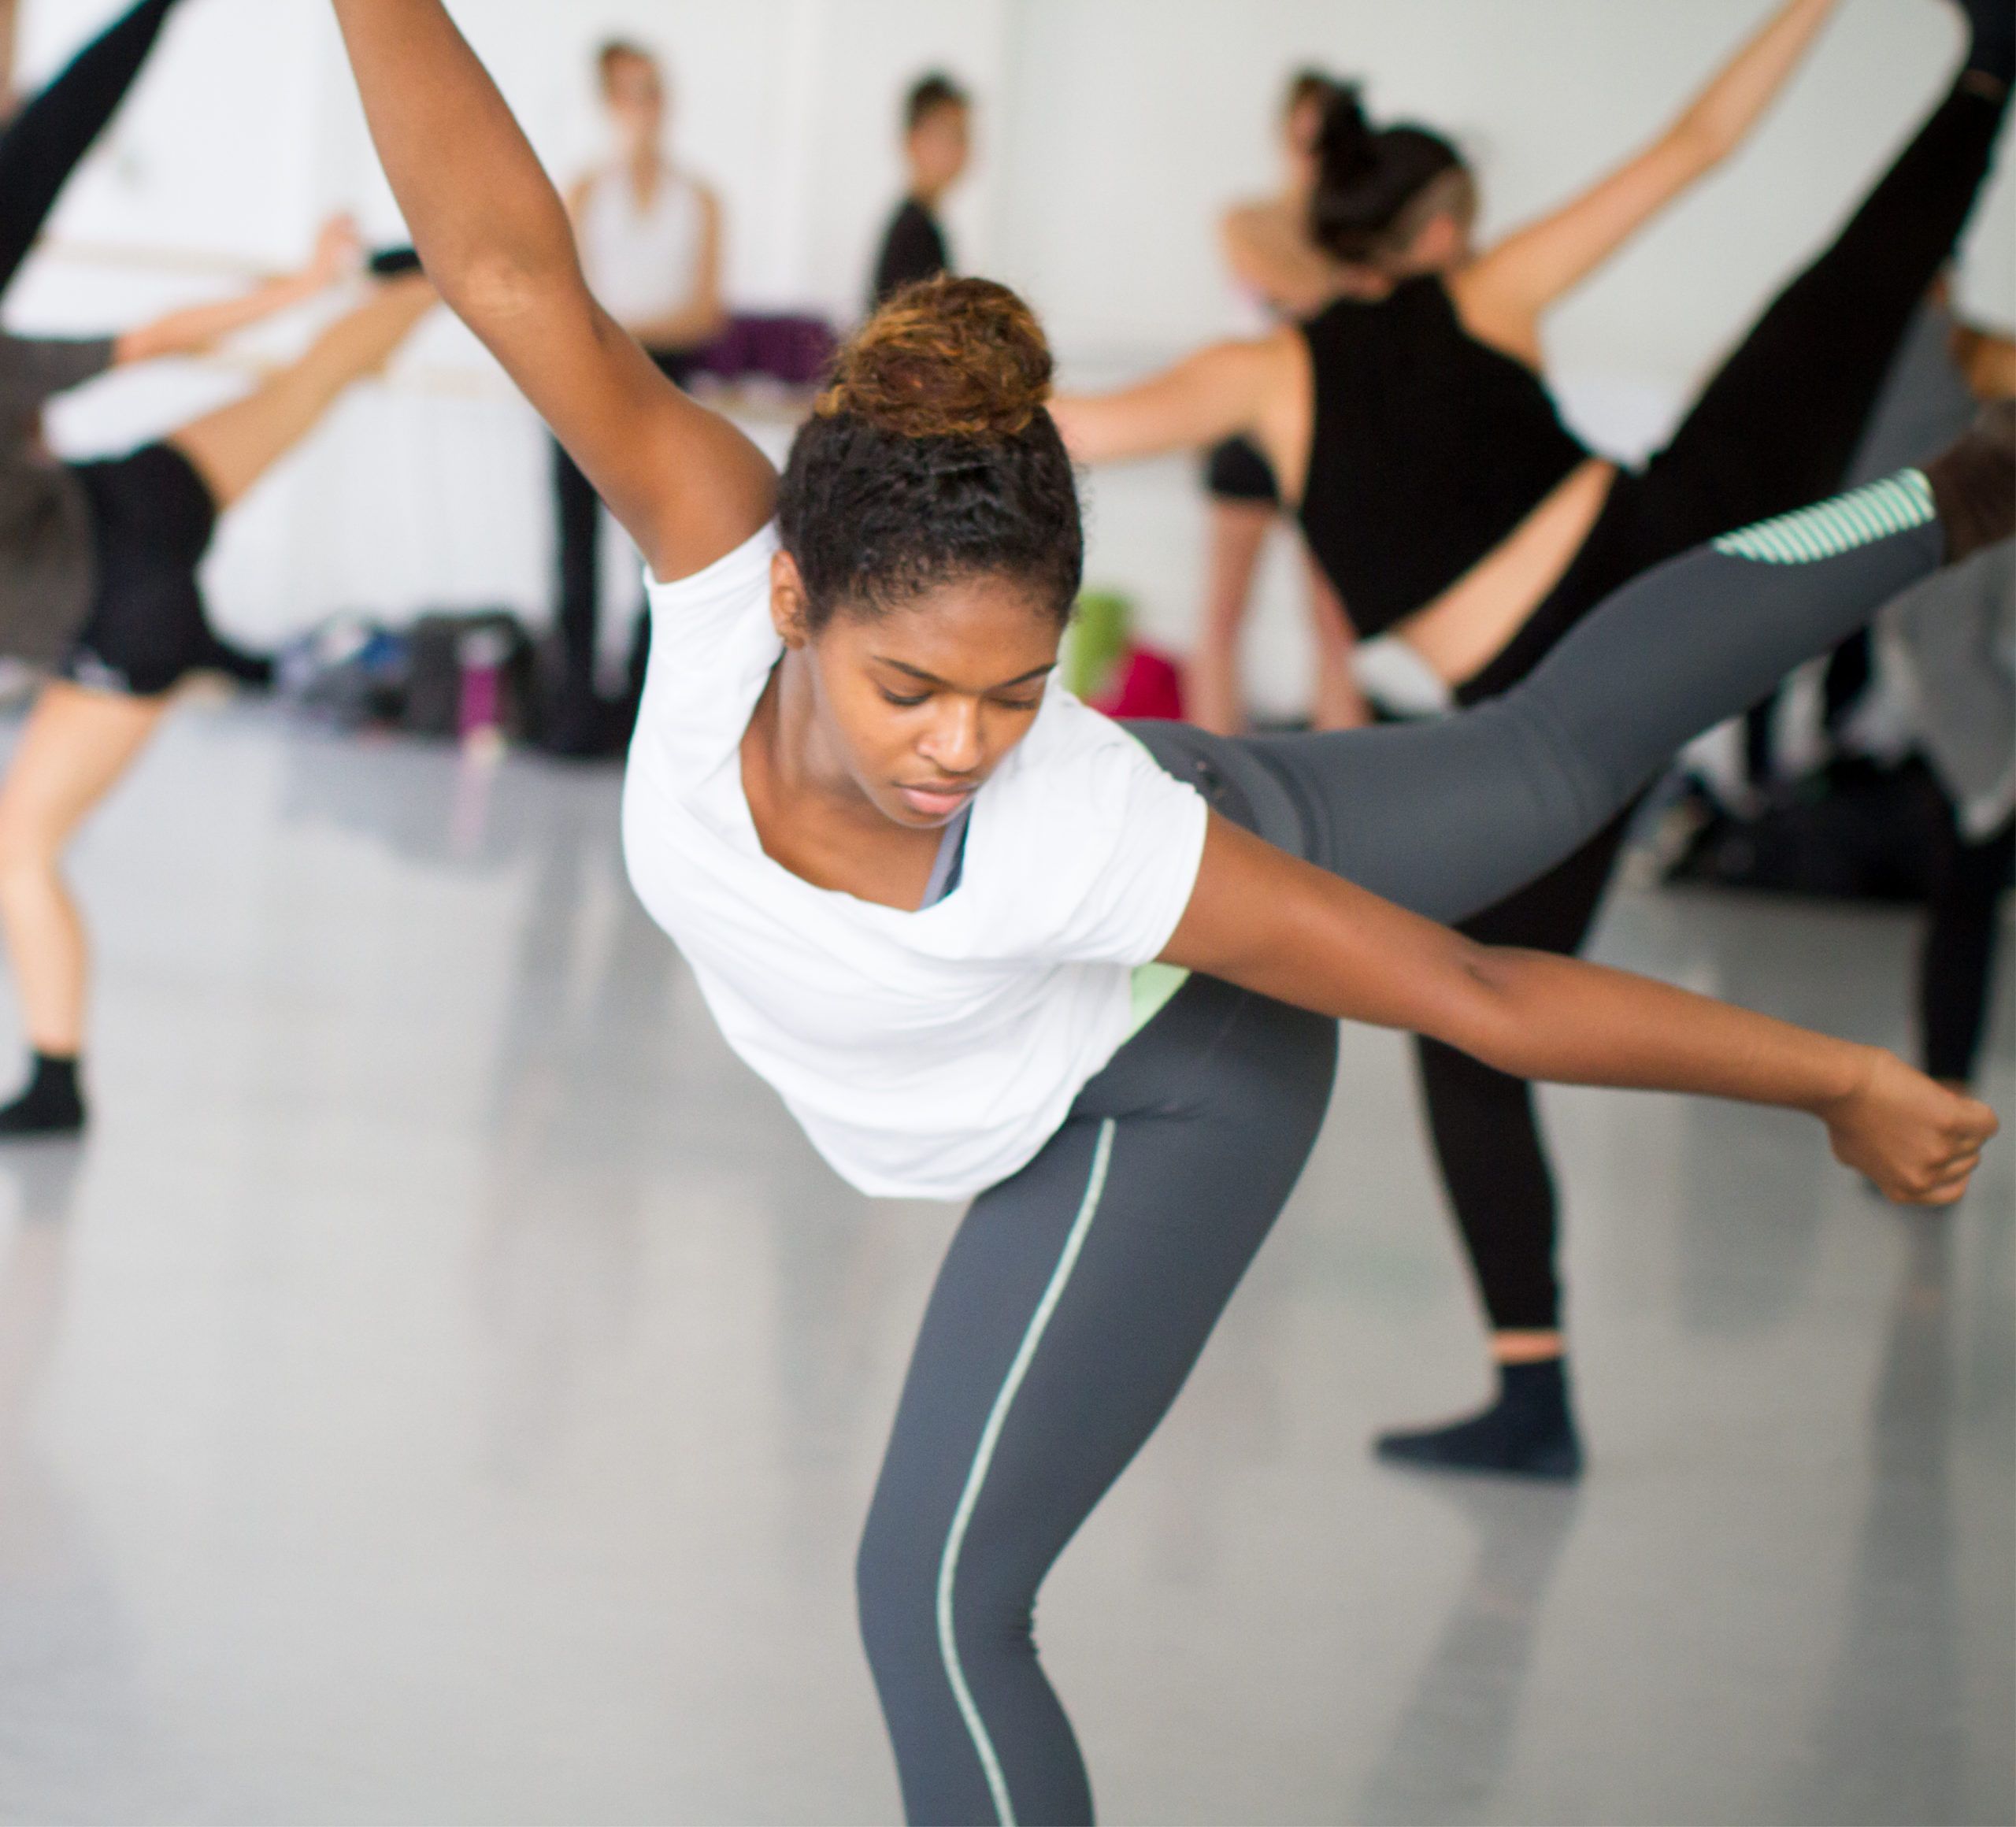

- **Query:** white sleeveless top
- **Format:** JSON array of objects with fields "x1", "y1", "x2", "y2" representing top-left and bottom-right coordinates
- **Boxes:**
[
  {"x1": 577, "y1": 163, "x2": 706, "y2": 329},
  {"x1": 621, "y1": 524, "x2": 1210, "y2": 1203}
]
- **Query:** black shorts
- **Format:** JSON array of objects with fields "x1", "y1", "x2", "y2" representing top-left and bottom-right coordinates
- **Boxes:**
[
  {"x1": 1203, "y1": 435, "x2": 1278, "y2": 506},
  {"x1": 62, "y1": 440, "x2": 220, "y2": 697}
]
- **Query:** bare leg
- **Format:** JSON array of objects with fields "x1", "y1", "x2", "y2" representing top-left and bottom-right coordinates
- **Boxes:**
[
  {"x1": 0, "y1": 682, "x2": 167, "y2": 1059},
  {"x1": 1303, "y1": 547, "x2": 1370, "y2": 730},
  {"x1": 169, "y1": 274, "x2": 435, "y2": 509},
  {"x1": 1185, "y1": 499, "x2": 1273, "y2": 736}
]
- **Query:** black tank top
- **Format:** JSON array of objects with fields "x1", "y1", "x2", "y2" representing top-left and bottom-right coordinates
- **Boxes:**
[{"x1": 1295, "y1": 278, "x2": 1589, "y2": 638}]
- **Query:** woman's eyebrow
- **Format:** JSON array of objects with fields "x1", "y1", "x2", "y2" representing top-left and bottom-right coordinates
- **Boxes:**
[{"x1": 874, "y1": 658, "x2": 1058, "y2": 689}]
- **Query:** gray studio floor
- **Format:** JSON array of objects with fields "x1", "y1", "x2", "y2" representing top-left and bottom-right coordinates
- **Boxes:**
[{"x1": 0, "y1": 697, "x2": 2008, "y2": 1826}]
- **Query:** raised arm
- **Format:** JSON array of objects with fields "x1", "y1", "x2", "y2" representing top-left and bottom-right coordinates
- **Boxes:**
[
  {"x1": 112, "y1": 217, "x2": 361, "y2": 365},
  {"x1": 1220, "y1": 202, "x2": 1379, "y2": 321},
  {"x1": 1050, "y1": 327, "x2": 1312, "y2": 495},
  {"x1": 1165, "y1": 814, "x2": 1995, "y2": 1204},
  {"x1": 328, "y1": 0, "x2": 773, "y2": 579},
  {"x1": 1454, "y1": 0, "x2": 1840, "y2": 354}
]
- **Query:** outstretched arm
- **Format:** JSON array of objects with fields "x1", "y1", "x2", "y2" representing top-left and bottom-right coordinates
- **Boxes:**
[
  {"x1": 1164, "y1": 814, "x2": 1995, "y2": 1204},
  {"x1": 1050, "y1": 327, "x2": 1312, "y2": 495},
  {"x1": 328, "y1": 0, "x2": 773, "y2": 579},
  {"x1": 1455, "y1": 0, "x2": 1840, "y2": 355},
  {"x1": 112, "y1": 216, "x2": 360, "y2": 365}
]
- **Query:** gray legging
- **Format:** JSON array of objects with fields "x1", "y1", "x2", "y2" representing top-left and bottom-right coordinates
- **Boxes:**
[{"x1": 857, "y1": 478, "x2": 1945, "y2": 1825}]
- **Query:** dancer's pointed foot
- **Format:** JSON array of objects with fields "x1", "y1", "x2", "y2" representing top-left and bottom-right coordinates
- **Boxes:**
[
  {"x1": 1923, "y1": 398, "x2": 2015, "y2": 564},
  {"x1": 0, "y1": 1053, "x2": 85, "y2": 1137},
  {"x1": 1375, "y1": 1358, "x2": 1584, "y2": 1480}
]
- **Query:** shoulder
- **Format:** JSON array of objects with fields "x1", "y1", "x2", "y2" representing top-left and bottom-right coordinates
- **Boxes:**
[{"x1": 979, "y1": 697, "x2": 1207, "y2": 962}]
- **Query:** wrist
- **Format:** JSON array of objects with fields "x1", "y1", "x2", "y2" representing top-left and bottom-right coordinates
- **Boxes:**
[{"x1": 1808, "y1": 1040, "x2": 1880, "y2": 1121}]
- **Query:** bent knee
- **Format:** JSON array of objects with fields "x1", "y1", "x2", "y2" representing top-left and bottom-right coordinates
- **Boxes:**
[{"x1": 0, "y1": 806, "x2": 64, "y2": 880}]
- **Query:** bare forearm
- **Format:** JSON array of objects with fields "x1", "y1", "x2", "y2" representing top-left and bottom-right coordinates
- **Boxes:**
[
  {"x1": 328, "y1": 0, "x2": 576, "y2": 310},
  {"x1": 114, "y1": 270, "x2": 323, "y2": 365},
  {"x1": 1446, "y1": 947, "x2": 1867, "y2": 1116},
  {"x1": 1670, "y1": 0, "x2": 1838, "y2": 167}
]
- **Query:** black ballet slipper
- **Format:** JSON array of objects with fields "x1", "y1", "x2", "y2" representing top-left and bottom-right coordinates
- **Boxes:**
[
  {"x1": 368, "y1": 246, "x2": 424, "y2": 278},
  {"x1": 1374, "y1": 1358, "x2": 1584, "y2": 1481},
  {"x1": 0, "y1": 1053, "x2": 85, "y2": 1137}
]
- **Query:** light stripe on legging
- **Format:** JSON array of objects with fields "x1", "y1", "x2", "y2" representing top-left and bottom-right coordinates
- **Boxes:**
[
  {"x1": 936, "y1": 1117, "x2": 1117, "y2": 1827},
  {"x1": 1710, "y1": 470, "x2": 1934, "y2": 564}
]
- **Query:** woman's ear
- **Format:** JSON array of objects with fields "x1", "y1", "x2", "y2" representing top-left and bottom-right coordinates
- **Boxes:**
[{"x1": 769, "y1": 549, "x2": 812, "y2": 649}]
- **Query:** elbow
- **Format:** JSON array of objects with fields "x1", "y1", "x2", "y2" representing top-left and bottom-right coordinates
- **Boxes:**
[{"x1": 1428, "y1": 944, "x2": 1534, "y2": 1076}]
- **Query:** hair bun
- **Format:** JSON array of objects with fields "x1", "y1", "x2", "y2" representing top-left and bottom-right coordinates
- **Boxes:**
[
  {"x1": 821, "y1": 276, "x2": 1052, "y2": 439},
  {"x1": 1318, "y1": 83, "x2": 1376, "y2": 180}
]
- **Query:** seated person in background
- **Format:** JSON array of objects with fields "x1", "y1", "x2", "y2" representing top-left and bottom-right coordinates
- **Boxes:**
[
  {"x1": 547, "y1": 37, "x2": 726, "y2": 757},
  {"x1": 869, "y1": 72, "x2": 969, "y2": 309}
]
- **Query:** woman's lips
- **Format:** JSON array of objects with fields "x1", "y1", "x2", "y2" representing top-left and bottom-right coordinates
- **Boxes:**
[{"x1": 896, "y1": 781, "x2": 976, "y2": 818}]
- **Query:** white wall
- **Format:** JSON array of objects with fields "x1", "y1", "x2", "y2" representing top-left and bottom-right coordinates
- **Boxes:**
[{"x1": 8, "y1": 0, "x2": 2012, "y2": 711}]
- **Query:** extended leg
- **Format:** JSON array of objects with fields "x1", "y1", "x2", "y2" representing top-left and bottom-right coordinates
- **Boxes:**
[
  {"x1": 860, "y1": 978, "x2": 1336, "y2": 1824},
  {"x1": 1467, "y1": 71, "x2": 2007, "y2": 698},
  {"x1": 0, "y1": 682, "x2": 169, "y2": 1130},
  {"x1": 0, "y1": 0, "x2": 183, "y2": 298}
]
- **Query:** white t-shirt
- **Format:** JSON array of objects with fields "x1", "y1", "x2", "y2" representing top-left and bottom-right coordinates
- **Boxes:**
[
  {"x1": 621, "y1": 523, "x2": 1210, "y2": 1201},
  {"x1": 577, "y1": 164, "x2": 706, "y2": 330}
]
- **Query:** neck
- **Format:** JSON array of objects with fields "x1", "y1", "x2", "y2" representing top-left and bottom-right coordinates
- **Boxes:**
[{"x1": 760, "y1": 651, "x2": 871, "y2": 822}]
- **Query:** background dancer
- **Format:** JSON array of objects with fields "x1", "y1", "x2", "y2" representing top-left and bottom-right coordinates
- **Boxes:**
[
  {"x1": 1054, "y1": 0, "x2": 2012, "y2": 1477},
  {"x1": 0, "y1": 261, "x2": 436, "y2": 1133},
  {"x1": 546, "y1": 37, "x2": 725, "y2": 758},
  {"x1": 869, "y1": 71, "x2": 972, "y2": 309},
  {"x1": 324, "y1": 1, "x2": 2005, "y2": 1814},
  {"x1": 1194, "y1": 67, "x2": 1372, "y2": 736}
]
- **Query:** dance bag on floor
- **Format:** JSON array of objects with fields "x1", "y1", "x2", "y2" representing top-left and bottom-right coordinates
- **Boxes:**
[
  {"x1": 1666, "y1": 757, "x2": 1955, "y2": 902},
  {"x1": 402, "y1": 610, "x2": 538, "y2": 742}
]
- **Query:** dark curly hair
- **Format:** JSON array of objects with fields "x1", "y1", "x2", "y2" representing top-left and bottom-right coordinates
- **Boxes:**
[{"x1": 776, "y1": 276, "x2": 1082, "y2": 632}]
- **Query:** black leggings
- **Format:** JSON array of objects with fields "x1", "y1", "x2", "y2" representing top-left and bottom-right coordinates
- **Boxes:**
[
  {"x1": 1923, "y1": 813, "x2": 2014, "y2": 1084},
  {"x1": 0, "y1": 0, "x2": 182, "y2": 300},
  {"x1": 1419, "y1": 76, "x2": 2007, "y2": 1334},
  {"x1": 860, "y1": 481, "x2": 1946, "y2": 1823},
  {"x1": 550, "y1": 348, "x2": 695, "y2": 735}
]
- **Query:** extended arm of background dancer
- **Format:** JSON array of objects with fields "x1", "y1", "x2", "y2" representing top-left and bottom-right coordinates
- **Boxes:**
[
  {"x1": 1453, "y1": 0, "x2": 1839, "y2": 358},
  {"x1": 110, "y1": 215, "x2": 361, "y2": 366},
  {"x1": 328, "y1": 0, "x2": 773, "y2": 583},
  {"x1": 1052, "y1": 0, "x2": 1844, "y2": 473},
  {"x1": 1220, "y1": 200, "x2": 1383, "y2": 321},
  {"x1": 1163, "y1": 813, "x2": 1996, "y2": 1206}
]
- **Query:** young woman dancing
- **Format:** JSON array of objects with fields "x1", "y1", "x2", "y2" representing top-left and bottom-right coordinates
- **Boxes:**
[
  {"x1": 0, "y1": 42, "x2": 437, "y2": 1136},
  {"x1": 1054, "y1": 0, "x2": 2013, "y2": 1477},
  {"x1": 1192, "y1": 67, "x2": 1371, "y2": 736},
  {"x1": 328, "y1": 2, "x2": 2010, "y2": 1816}
]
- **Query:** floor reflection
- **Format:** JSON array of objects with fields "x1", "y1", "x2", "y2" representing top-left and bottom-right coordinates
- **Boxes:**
[
  {"x1": 1356, "y1": 1477, "x2": 1582, "y2": 1825},
  {"x1": 1795, "y1": 1212, "x2": 1963, "y2": 1825},
  {"x1": 0, "y1": 1146, "x2": 158, "y2": 1823}
]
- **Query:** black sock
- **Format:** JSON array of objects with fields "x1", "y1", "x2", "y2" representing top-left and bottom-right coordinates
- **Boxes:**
[
  {"x1": 0, "y1": 1052, "x2": 85, "y2": 1135},
  {"x1": 1374, "y1": 1356, "x2": 1583, "y2": 1480},
  {"x1": 1959, "y1": 0, "x2": 2014, "y2": 85}
]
